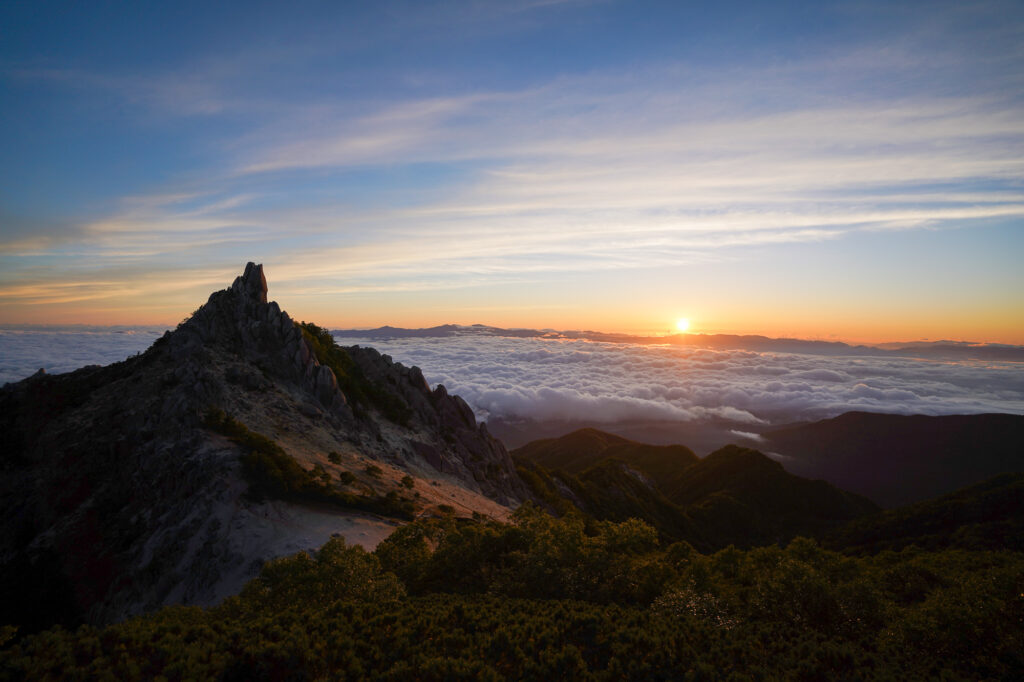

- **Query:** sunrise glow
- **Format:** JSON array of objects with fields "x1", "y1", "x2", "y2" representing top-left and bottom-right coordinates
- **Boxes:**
[{"x1": 0, "y1": 1, "x2": 1021, "y2": 347}]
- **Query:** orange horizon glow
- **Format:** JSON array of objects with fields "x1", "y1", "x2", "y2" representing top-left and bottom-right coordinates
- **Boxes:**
[
  {"x1": 0, "y1": 262, "x2": 1021, "y2": 346},
  {"x1": 4, "y1": 2, "x2": 1024, "y2": 372},
  {"x1": 2, "y1": 298, "x2": 1022, "y2": 347}
]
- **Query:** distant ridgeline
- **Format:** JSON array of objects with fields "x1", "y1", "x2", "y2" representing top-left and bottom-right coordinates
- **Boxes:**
[
  {"x1": 333, "y1": 323, "x2": 1024, "y2": 361},
  {"x1": 0, "y1": 264, "x2": 1022, "y2": 679}
]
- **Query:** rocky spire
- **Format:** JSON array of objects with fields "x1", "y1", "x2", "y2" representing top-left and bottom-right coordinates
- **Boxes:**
[
  {"x1": 163, "y1": 262, "x2": 351, "y2": 420},
  {"x1": 231, "y1": 262, "x2": 268, "y2": 305}
]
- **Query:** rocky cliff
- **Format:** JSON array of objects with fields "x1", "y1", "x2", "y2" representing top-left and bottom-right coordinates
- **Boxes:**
[{"x1": 0, "y1": 263, "x2": 527, "y2": 630}]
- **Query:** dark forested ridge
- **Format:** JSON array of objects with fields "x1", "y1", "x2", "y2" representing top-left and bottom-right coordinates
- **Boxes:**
[
  {"x1": 513, "y1": 427, "x2": 701, "y2": 494},
  {"x1": 765, "y1": 411, "x2": 1024, "y2": 507},
  {"x1": 824, "y1": 472, "x2": 1024, "y2": 554},
  {"x1": 514, "y1": 430, "x2": 877, "y2": 551}
]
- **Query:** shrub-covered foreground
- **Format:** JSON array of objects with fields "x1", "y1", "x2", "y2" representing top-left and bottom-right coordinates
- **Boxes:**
[{"x1": 2, "y1": 506, "x2": 1022, "y2": 680}]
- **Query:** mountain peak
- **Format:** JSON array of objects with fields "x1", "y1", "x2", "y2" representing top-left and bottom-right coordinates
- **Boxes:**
[
  {"x1": 0, "y1": 263, "x2": 527, "y2": 629},
  {"x1": 232, "y1": 261, "x2": 268, "y2": 304}
]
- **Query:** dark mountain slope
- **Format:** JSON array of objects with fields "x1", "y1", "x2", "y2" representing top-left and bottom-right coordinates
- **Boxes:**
[
  {"x1": 765, "y1": 411, "x2": 1024, "y2": 507},
  {"x1": 513, "y1": 428, "x2": 699, "y2": 495},
  {"x1": 671, "y1": 446, "x2": 876, "y2": 515},
  {"x1": 825, "y1": 472, "x2": 1024, "y2": 554},
  {"x1": 0, "y1": 263, "x2": 527, "y2": 631},
  {"x1": 672, "y1": 445, "x2": 878, "y2": 548},
  {"x1": 511, "y1": 428, "x2": 634, "y2": 473},
  {"x1": 516, "y1": 457, "x2": 701, "y2": 545},
  {"x1": 600, "y1": 443, "x2": 700, "y2": 495},
  {"x1": 514, "y1": 430, "x2": 876, "y2": 550}
]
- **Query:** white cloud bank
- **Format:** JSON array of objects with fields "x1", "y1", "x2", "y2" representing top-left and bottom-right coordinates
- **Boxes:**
[
  {"x1": 4, "y1": 329, "x2": 1021, "y2": 429},
  {"x1": 335, "y1": 335, "x2": 1024, "y2": 426},
  {"x1": 0, "y1": 327, "x2": 167, "y2": 384}
]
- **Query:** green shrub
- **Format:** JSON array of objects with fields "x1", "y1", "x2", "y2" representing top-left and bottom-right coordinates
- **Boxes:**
[
  {"x1": 2, "y1": 510, "x2": 1022, "y2": 680},
  {"x1": 234, "y1": 537, "x2": 405, "y2": 612}
]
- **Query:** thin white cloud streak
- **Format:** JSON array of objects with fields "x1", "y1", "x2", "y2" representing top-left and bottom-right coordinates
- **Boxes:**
[
  {"x1": 8, "y1": 194, "x2": 1018, "y2": 304},
  {"x1": 237, "y1": 94, "x2": 1024, "y2": 182},
  {"x1": 0, "y1": 267, "x2": 238, "y2": 306}
]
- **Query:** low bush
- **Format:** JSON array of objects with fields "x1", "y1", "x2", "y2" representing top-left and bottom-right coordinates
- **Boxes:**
[{"x1": 3, "y1": 508, "x2": 1021, "y2": 680}]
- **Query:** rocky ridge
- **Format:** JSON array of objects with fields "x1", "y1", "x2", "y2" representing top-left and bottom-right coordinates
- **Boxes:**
[{"x1": 0, "y1": 263, "x2": 527, "y2": 629}]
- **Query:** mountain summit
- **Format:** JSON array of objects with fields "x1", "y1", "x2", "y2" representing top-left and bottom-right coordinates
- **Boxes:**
[{"x1": 0, "y1": 263, "x2": 526, "y2": 630}]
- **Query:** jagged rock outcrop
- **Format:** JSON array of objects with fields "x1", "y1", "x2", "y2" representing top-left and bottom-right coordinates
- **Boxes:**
[
  {"x1": 161, "y1": 262, "x2": 353, "y2": 421},
  {"x1": 0, "y1": 263, "x2": 527, "y2": 631},
  {"x1": 343, "y1": 346, "x2": 525, "y2": 503}
]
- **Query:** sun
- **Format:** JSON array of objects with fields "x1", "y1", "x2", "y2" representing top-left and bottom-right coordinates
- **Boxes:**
[{"x1": 675, "y1": 318, "x2": 690, "y2": 332}]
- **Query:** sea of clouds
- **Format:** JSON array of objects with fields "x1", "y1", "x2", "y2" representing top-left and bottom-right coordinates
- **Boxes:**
[
  {"x1": 0, "y1": 326, "x2": 168, "y2": 385},
  {"x1": 334, "y1": 335, "x2": 1024, "y2": 427},
  {"x1": 2, "y1": 327, "x2": 1022, "y2": 430}
]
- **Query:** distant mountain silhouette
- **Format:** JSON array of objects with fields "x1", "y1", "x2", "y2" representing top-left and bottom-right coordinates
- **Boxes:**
[
  {"x1": 513, "y1": 429, "x2": 876, "y2": 551},
  {"x1": 333, "y1": 324, "x2": 1024, "y2": 361},
  {"x1": 764, "y1": 412, "x2": 1024, "y2": 507}
]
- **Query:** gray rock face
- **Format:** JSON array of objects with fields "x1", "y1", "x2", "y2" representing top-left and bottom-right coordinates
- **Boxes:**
[
  {"x1": 344, "y1": 345, "x2": 528, "y2": 505},
  {"x1": 231, "y1": 261, "x2": 268, "y2": 304},
  {"x1": 166, "y1": 262, "x2": 352, "y2": 421},
  {"x1": 0, "y1": 262, "x2": 528, "y2": 630}
]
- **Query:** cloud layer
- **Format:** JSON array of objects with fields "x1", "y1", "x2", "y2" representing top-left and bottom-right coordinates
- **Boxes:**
[
  {"x1": 3, "y1": 328, "x2": 1021, "y2": 430},
  {"x1": 335, "y1": 335, "x2": 1024, "y2": 426},
  {"x1": 0, "y1": 327, "x2": 166, "y2": 384}
]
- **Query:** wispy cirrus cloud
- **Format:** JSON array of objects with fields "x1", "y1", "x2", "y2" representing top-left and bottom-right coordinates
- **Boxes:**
[
  {"x1": 5, "y1": 66, "x2": 240, "y2": 117},
  {"x1": 2, "y1": 1, "x2": 1022, "y2": 336}
]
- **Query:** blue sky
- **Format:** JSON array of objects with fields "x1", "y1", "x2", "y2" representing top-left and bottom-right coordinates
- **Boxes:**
[{"x1": 1, "y1": 0, "x2": 1023, "y2": 342}]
